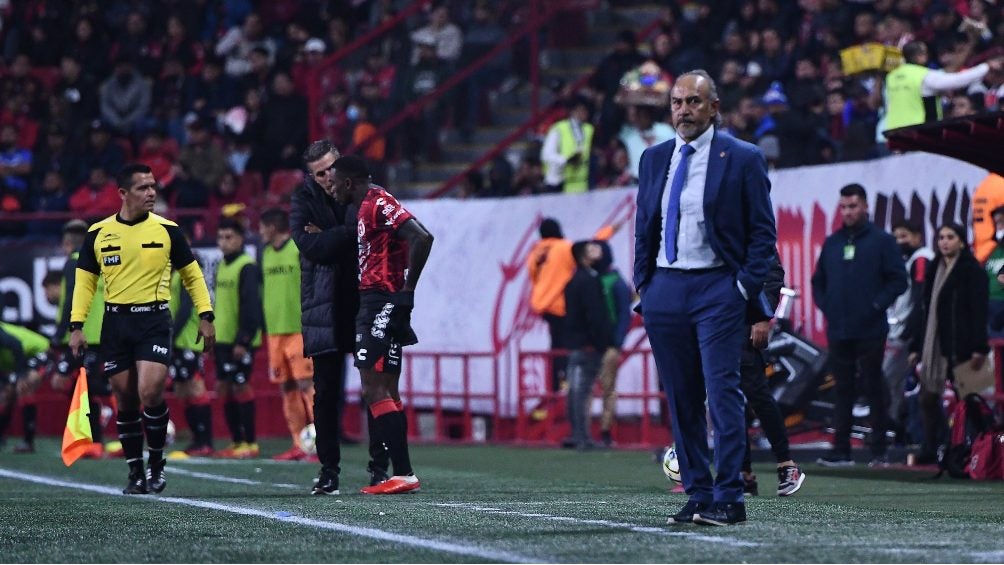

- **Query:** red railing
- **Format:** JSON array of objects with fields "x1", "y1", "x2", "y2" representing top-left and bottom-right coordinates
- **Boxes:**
[
  {"x1": 426, "y1": 17, "x2": 667, "y2": 199},
  {"x1": 346, "y1": 0, "x2": 579, "y2": 156}
]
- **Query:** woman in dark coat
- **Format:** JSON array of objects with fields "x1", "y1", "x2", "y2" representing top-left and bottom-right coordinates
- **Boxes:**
[{"x1": 909, "y1": 223, "x2": 990, "y2": 462}]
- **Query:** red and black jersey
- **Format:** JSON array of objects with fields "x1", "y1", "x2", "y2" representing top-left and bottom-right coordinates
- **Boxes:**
[{"x1": 357, "y1": 187, "x2": 414, "y2": 292}]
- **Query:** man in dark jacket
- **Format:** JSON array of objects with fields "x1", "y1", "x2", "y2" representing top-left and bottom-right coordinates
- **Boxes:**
[
  {"x1": 811, "y1": 184, "x2": 907, "y2": 466},
  {"x1": 290, "y1": 140, "x2": 362, "y2": 495},
  {"x1": 562, "y1": 241, "x2": 614, "y2": 451}
]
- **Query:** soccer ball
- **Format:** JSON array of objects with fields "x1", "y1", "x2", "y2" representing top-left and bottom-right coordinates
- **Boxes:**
[
  {"x1": 299, "y1": 424, "x2": 317, "y2": 455},
  {"x1": 662, "y1": 446, "x2": 682, "y2": 484},
  {"x1": 166, "y1": 420, "x2": 176, "y2": 446}
]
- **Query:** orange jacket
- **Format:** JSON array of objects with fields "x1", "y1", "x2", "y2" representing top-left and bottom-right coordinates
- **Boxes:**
[
  {"x1": 526, "y1": 225, "x2": 616, "y2": 317},
  {"x1": 972, "y1": 173, "x2": 1004, "y2": 264}
]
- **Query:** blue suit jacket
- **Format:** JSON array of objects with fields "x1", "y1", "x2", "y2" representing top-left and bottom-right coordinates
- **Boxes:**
[{"x1": 633, "y1": 129, "x2": 777, "y2": 298}]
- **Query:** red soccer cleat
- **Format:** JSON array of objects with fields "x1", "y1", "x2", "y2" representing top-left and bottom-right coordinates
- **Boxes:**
[
  {"x1": 272, "y1": 446, "x2": 306, "y2": 461},
  {"x1": 360, "y1": 474, "x2": 420, "y2": 495},
  {"x1": 184, "y1": 444, "x2": 215, "y2": 457}
]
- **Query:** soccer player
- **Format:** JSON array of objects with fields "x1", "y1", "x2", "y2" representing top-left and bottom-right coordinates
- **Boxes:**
[
  {"x1": 69, "y1": 163, "x2": 215, "y2": 495},
  {"x1": 212, "y1": 218, "x2": 263, "y2": 459},
  {"x1": 51, "y1": 219, "x2": 110, "y2": 458},
  {"x1": 168, "y1": 235, "x2": 215, "y2": 456},
  {"x1": 259, "y1": 208, "x2": 316, "y2": 461},
  {"x1": 331, "y1": 155, "x2": 434, "y2": 495},
  {"x1": 0, "y1": 323, "x2": 49, "y2": 451}
]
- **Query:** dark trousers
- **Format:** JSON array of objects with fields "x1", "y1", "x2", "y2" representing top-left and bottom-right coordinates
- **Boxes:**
[
  {"x1": 312, "y1": 352, "x2": 345, "y2": 474},
  {"x1": 643, "y1": 269, "x2": 747, "y2": 504},
  {"x1": 829, "y1": 338, "x2": 889, "y2": 456},
  {"x1": 544, "y1": 313, "x2": 567, "y2": 392},
  {"x1": 740, "y1": 343, "x2": 791, "y2": 471}
]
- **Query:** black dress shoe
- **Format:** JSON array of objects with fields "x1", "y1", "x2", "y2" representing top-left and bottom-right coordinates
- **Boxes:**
[
  {"x1": 694, "y1": 502, "x2": 747, "y2": 526},
  {"x1": 666, "y1": 500, "x2": 709, "y2": 524}
]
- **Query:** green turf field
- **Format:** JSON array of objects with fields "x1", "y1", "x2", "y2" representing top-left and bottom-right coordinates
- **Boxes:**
[{"x1": 2, "y1": 439, "x2": 1004, "y2": 563}]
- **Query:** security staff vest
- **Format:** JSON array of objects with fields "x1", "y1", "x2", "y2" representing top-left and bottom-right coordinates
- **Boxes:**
[
  {"x1": 261, "y1": 238, "x2": 302, "y2": 336},
  {"x1": 170, "y1": 271, "x2": 202, "y2": 351},
  {"x1": 214, "y1": 253, "x2": 261, "y2": 347},
  {"x1": 884, "y1": 63, "x2": 938, "y2": 131},
  {"x1": 549, "y1": 119, "x2": 594, "y2": 193}
]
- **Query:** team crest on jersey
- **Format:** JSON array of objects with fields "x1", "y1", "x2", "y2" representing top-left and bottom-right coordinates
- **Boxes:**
[{"x1": 357, "y1": 219, "x2": 365, "y2": 237}]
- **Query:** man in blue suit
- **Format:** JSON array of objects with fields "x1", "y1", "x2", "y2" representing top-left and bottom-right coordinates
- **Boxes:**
[{"x1": 634, "y1": 70, "x2": 777, "y2": 526}]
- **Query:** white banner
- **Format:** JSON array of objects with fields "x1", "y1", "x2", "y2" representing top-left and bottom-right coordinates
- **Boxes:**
[{"x1": 388, "y1": 152, "x2": 988, "y2": 416}]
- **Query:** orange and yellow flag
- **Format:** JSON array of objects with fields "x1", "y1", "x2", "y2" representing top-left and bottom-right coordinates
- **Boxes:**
[{"x1": 61, "y1": 368, "x2": 93, "y2": 466}]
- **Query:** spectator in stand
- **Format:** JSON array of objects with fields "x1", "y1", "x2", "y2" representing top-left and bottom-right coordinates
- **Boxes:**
[
  {"x1": 276, "y1": 19, "x2": 312, "y2": 72},
  {"x1": 984, "y1": 207, "x2": 1004, "y2": 339},
  {"x1": 216, "y1": 13, "x2": 276, "y2": 78},
  {"x1": 53, "y1": 55, "x2": 99, "y2": 139},
  {"x1": 357, "y1": 49, "x2": 397, "y2": 124},
  {"x1": 69, "y1": 17, "x2": 110, "y2": 79},
  {"x1": 186, "y1": 58, "x2": 239, "y2": 125},
  {"x1": 459, "y1": 2, "x2": 508, "y2": 142},
  {"x1": 510, "y1": 156, "x2": 544, "y2": 196},
  {"x1": 883, "y1": 40, "x2": 1004, "y2": 131},
  {"x1": 138, "y1": 129, "x2": 178, "y2": 188},
  {"x1": 619, "y1": 105, "x2": 674, "y2": 180},
  {"x1": 753, "y1": 28, "x2": 793, "y2": 87},
  {"x1": 32, "y1": 125, "x2": 82, "y2": 191},
  {"x1": 541, "y1": 96, "x2": 594, "y2": 194},
  {"x1": 909, "y1": 223, "x2": 990, "y2": 465},
  {"x1": 100, "y1": 57, "x2": 152, "y2": 138},
  {"x1": 0, "y1": 124, "x2": 33, "y2": 211},
  {"x1": 394, "y1": 37, "x2": 445, "y2": 164},
  {"x1": 26, "y1": 171, "x2": 71, "y2": 238},
  {"x1": 241, "y1": 47, "x2": 274, "y2": 101},
  {"x1": 0, "y1": 54, "x2": 45, "y2": 119},
  {"x1": 69, "y1": 167, "x2": 119, "y2": 220},
  {"x1": 590, "y1": 30, "x2": 644, "y2": 144},
  {"x1": 252, "y1": 72, "x2": 308, "y2": 174},
  {"x1": 597, "y1": 140, "x2": 636, "y2": 188},
  {"x1": 716, "y1": 60, "x2": 747, "y2": 113},
  {"x1": 152, "y1": 58, "x2": 192, "y2": 142},
  {"x1": 968, "y1": 63, "x2": 1004, "y2": 112},
  {"x1": 948, "y1": 93, "x2": 982, "y2": 117},
  {"x1": 411, "y1": 4, "x2": 463, "y2": 68},
  {"x1": 318, "y1": 90, "x2": 351, "y2": 151},
  {"x1": 649, "y1": 31, "x2": 677, "y2": 79},
  {"x1": 178, "y1": 118, "x2": 227, "y2": 193},
  {"x1": 349, "y1": 102, "x2": 386, "y2": 183},
  {"x1": 162, "y1": 14, "x2": 201, "y2": 72},
  {"x1": 109, "y1": 11, "x2": 163, "y2": 78},
  {"x1": 81, "y1": 119, "x2": 126, "y2": 180}
]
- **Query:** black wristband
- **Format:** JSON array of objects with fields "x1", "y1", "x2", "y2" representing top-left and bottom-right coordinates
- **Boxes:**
[
  {"x1": 69, "y1": 322, "x2": 84, "y2": 332},
  {"x1": 199, "y1": 312, "x2": 215, "y2": 322}
]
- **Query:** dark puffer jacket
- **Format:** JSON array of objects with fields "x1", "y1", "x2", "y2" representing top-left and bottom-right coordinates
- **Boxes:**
[{"x1": 289, "y1": 177, "x2": 359, "y2": 357}]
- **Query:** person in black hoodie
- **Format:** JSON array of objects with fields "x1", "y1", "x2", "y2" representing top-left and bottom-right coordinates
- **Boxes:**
[
  {"x1": 290, "y1": 140, "x2": 370, "y2": 495},
  {"x1": 740, "y1": 252, "x2": 805, "y2": 497},
  {"x1": 562, "y1": 241, "x2": 614, "y2": 451},
  {"x1": 908, "y1": 223, "x2": 990, "y2": 464},
  {"x1": 811, "y1": 183, "x2": 907, "y2": 467}
]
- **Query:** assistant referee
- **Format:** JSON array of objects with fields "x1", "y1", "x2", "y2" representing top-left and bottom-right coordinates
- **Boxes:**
[{"x1": 69, "y1": 163, "x2": 216, "y2": 495}]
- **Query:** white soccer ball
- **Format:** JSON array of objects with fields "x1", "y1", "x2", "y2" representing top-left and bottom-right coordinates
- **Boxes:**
[
  {"x1": 662, "y1": 446, "x2": 682, "y2": 484},
  {"x1": 299, "y1": 423, "x2": 317, "y2": 455},
  {"x1": 166, "y1": 420, "x2": 176, "y2": 447}
]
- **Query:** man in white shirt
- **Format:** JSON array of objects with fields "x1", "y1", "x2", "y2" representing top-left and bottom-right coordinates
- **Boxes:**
[{"x1": 619, "y1": 105, "x2": 674, "y2": 180}]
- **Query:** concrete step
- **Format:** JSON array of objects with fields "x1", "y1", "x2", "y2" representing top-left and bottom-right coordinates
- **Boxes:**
[{"x1": 396, "y1": 180, "x2": 442, "y2": 199}]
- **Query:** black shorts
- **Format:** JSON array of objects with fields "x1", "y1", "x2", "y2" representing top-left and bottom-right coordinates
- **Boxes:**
[
  {"x1": 354, "y1": 293, "x2": 411, "y2": 375},
  {"x1": 214, "y1": 345, "x2": 255, "y2": 385},
  {"x1": 56, "y1": 348, "x2": 111, "y2": 397},
  {"x1": 100, "y1": 303, "x2": 172, "y2": 375},
  {"x1": 170, "y1": 348, "x2": 203, "y2": 383}
]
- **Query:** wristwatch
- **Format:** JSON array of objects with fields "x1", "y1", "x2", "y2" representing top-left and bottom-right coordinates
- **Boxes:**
[
  {"x1": 69, "y1": 322, "x2": 84, "y2": 332},
  {"x1": 199, "y1": 312, "x2": 215, "y2": 322}
]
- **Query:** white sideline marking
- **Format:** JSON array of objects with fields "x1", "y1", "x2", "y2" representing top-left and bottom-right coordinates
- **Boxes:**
[
  {"x1": 433, "y1": 503, "x2": 760, "y2": 547},
  {"x1": 169, "y1": 466, "x2": 301, "y2": 489},
  {"x1": 0, "y1": 468, "x2": 543, "y2": 564}
]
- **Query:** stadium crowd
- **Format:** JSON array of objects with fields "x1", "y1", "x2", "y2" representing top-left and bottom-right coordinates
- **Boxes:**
[{"x1": 0, "y1": 0, "x2": 1003, "y2": 231}]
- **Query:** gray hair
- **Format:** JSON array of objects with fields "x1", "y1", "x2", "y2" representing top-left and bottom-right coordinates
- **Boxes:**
[
  {"x1": 675, "y1": 69, "x2": 722, "y2": 126},
  {"x1": 302, "y1": 139, "x2": 339, "y2": 165}
]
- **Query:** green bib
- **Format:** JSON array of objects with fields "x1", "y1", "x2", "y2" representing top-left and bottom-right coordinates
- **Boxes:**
[
  {"x1": 884, "y1": 63, "x2": 936, "y2": 131},
  {"x1": 545, "y1": 119, "x2": 594, "y2": 193},
  {"x1": 214, "y1": 253, "x2": 261, "y2": 346},
  {"x1": 0, "y1": 322, "x2": 49, "y2": 372},
  {"x1": 987, "y1": 245, "x2": 1004, "y2": 301},
  {"x1": 170, "y1": 271, "x2": 202, "y2": 351},
  {"x1": 262, "y1": 238, "x2": 302, "y2": 336}
]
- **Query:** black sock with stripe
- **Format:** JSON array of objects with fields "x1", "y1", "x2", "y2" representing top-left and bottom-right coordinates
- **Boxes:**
[
  {"x1": 88, "y1": 400, "x2": 103, "y2": 445},
  {"x1": 142, "y1": 403, "x2": 169, "y2": 465},
  {"x1": 117, "y1": 410, "x2": 144, "y2": 474}
]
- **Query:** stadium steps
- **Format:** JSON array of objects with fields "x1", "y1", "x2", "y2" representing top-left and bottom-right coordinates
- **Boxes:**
[{"x1": 397, "y1": 2, "x2": 664, "y2": 197}]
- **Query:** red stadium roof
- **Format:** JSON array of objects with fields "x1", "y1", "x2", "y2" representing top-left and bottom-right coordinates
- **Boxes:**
[{"x1": 885, "y1": 111, "x2": 1004, "y2": 176}]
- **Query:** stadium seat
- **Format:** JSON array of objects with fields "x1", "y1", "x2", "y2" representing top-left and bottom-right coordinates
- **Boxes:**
[{"x1": 263, "y1": 169, "x2": 303, "y2": 206}]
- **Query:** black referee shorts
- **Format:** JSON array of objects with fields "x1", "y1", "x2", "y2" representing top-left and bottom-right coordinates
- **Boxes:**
[{"x1": 100, "y1": 302, "x2": 172, "y2": 375}]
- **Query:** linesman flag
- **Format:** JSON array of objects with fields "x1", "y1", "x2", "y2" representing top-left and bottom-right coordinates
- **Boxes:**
[{"x1": 61, "y1": 368, "x2": 93, "y2": 466}]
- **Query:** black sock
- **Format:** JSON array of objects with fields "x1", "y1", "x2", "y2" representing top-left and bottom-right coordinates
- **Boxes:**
[
  {"x1": 117, "y1": 410, "x2": 144, "y2": 474},
  {"x1": 0, "y1": 409, "x2": 10, "y2": 440},
  {"x1": 375, "y1": 412, "x2": 412, "y2": 476},
  {"x1": 367, "y1": 407, "x2": 390, "y2": 472},
  {"x1": 195, "y1": 404, "x2": 213, "y2": 446},
  {"x1": 224, "y1": 400, "x2": 243, "y2": 443},
  {"x1": 88, "y1": 400, "x2": 103, "y2": 445},
  {"x1": 22, "y1": 404, "x2": 37, "y2": 445},
  {"x1": 184, "y1": 405, "x2": 198, "y2": 444},
  {"x1": 238, "y1": 400, "x2": 256, "y2": 444},
  {"x1": 142, "y1": 403, "x2": 169, "y2": 465}
]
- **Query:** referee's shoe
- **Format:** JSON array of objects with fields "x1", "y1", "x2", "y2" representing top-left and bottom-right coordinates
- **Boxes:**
[
  {"x1": 147, "y1": 460, "x2": 167, "y2": 493},
  {"x1": 123, "y1": 469, "x2": 149, "y2": 495}
]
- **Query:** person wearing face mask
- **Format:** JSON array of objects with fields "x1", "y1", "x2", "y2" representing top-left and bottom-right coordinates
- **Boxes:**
[
  {"x1": 883, "y1": 221, "x2": 934, "y2": 441},
  {"x1": 908, "y1": 224, "x2": 990, "y2": 464},
  {"x1": 983, "y1": 207, "x2": 1004, "y2": 337}
]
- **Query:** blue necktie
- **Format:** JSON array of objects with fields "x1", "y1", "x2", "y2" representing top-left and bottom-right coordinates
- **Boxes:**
[{"x1": 664, "y1": 144, "x2": 695, "y2": 265}]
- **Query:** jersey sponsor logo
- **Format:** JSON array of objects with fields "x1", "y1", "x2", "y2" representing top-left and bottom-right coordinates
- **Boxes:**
[
  {"x1": 152, "y1": 344, "x2": 169, "y2": 355},
  {"x1": 357, "y1": 348, "x2": 367, "y2": 361},
  {"x1": 103, "y1": 255, "x2": 121, "y2": 266},
  {"x1": 357, "y1": 219, "x2": 366, "y2": 238},
  {"x1": 141, "y1": 242, "x2": 165, "y2": 248},
  {"x1": 370, "y1": 303, "x2": 393, "y2": 339}
]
